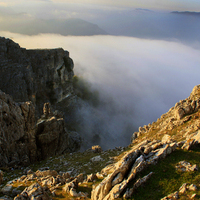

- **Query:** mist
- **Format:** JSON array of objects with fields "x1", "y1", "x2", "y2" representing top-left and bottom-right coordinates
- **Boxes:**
[
  {"x1": 86, "y1": 10, "x2": 200, "y2": 46},
  {"x1": 1, "y1": 4, "x2": 200, "y2": 46},
  {"x1": 1, "y1": 32, "x2": 200, "y2": 149}
]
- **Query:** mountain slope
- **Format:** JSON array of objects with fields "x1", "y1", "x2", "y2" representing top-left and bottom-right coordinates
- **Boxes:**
[
  {"x1": 0, "y1": 18, "x2": 107, "y2": 36},
  {"x1": 1, "y1": 82, "x2": 200, "y2": 199}
]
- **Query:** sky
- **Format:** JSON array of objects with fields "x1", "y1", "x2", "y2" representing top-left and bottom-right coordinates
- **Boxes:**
[
  {"x1": 0, "y1": 0, "x2": 200, "y2": 12},
  {"x1": 0, "y1": 0, "x2": 200, "y2": 149}
]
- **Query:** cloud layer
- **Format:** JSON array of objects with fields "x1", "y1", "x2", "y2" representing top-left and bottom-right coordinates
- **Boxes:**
[{"x1": 1, "y1": 32, "x2": 200, "y2": 149}]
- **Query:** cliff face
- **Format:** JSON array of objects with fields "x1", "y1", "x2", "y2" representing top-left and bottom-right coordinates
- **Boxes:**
[
  {"x1": 0, "y1": 37, "x2": 81, "y2": 167},
  {"x1": 0, "y1": 90, "x2": 37, "y2": 166},
  {"x1": 0, "y1": 90, "x2": 81, "y2": 167},
  {"x1": 0, "y1": 37, "x2": 75, "y2": 115}
]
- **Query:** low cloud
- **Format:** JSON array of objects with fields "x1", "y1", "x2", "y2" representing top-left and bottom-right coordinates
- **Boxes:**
[{"x1": 1, "y1": 32, "x2": 200, "y2": 149}]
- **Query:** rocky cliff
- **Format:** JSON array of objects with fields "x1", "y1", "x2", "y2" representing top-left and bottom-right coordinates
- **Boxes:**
[
  {"x1": 0, "y1": 37, "x2": 81, "y2": 167},
  {"x1": 0, "y1": 90, "x2": 81, "y2": 167},
  {"x1": 0, "y1": 36, "x2": 75, "y2": 116}
]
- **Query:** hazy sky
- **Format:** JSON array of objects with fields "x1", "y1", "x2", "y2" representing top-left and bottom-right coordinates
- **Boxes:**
[
  {"x1": 0, "y1": 0, "x2": 200, "y2": 20},
  {"x1": 1, "y1": 0, "x2": 200, "y2": 10}
]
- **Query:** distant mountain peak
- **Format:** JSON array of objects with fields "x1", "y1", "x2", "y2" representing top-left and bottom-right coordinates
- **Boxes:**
[{"x1": 171, "y1": 11, "x2": 200, "y2": 16}]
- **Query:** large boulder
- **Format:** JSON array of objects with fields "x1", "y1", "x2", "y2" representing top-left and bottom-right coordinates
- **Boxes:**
[{"x1": 36, "y1": 103, "x2": 81, "y2": 160}]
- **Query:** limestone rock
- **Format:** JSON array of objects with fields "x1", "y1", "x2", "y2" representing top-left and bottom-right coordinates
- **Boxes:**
[
  {"x1": 91, "y1": 149, "x2": 140, "y2": 200},
  {"x1": 91, "y1": 145, "x2": 102, "y2": 153},
  {"x1": 86, "y1": 174, "x2": 97, "y2": 182},
  {"x1": 188, "y1": 184, "x2": 197, "y2": 191},
  {"x1": 0, "y1": 90, "x2": 37, "y2": 166},
  {"x1": 175, "y1": 161, "x2": 198, "y2": 172},
  {"x1": 35, "y1": 170, "x2": 58, "y2": 178},
  {"x1": 123, "y1": 172, "x2": 153, "y2": 199},
  {"x1": 0, "y1": 37, "x2": 81, "y2": 160},
  {"x1": 191, "y1": 193, "x2": 197, "y2": 199},
  {"x1": 69, "y1": 188, "x2": 79, "y2": 197},
  {"x1": 63, "y1": 178, "x2": 78, "y2": 193},
  {"x1": 182, "y1": 130, "x2": 200, "y2": 150},
  {"x1": 0, "y1": 90, "x2": 80, "y2": 166},
  {"x1": 179, "y1": 183, "x2": 188, "y2": 194},
  {"x1": 13, "y1": 183, "x2": 51, "y2": 200},
  {"x1": 161, "y1": 134, "x2": 173, "y2": 144},
  {"x1": 90, "y1": 156, "x2": 104, "y2": 162},
  {"x1": 91, "y1": 139, "x2": 178, "y2": 200},
  {"x1": 0, "y1": 37, "x2": 75, "y2": 116},
  {"x1": 36, "y1": 115, "x2": 69, "y2": 159}
]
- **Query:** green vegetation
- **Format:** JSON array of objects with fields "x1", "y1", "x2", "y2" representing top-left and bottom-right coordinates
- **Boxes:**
[
  {"x1": 72, "y1": 75, "x2": 100, "y2": 107},
  {"x1": 128, "y1": 148, "x2": 200, "y2": 200}
]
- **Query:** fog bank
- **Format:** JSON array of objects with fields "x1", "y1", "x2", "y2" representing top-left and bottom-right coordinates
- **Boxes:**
[{"x1": 1, "y1": 32, "x2": 200, "y2": 149}]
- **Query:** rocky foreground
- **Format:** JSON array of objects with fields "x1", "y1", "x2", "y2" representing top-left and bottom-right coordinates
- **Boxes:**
[{"x1": 1, "y1": 86, "x2": 200, "y2": 199}]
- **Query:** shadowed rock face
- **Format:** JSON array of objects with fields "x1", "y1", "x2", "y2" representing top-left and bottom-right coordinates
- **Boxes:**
[
  {"x1": 0, "y1": 90, "x2": 37, "y2": 166},
  {"x1": 0, "y1": 37, "x2": 81, "y2": 166},
  {"x1": 0, "y1": 37, "x2": 75, "y2": 116},
  {"x1": 0, "y1": 90, "x2": 81, "y2": 167}
]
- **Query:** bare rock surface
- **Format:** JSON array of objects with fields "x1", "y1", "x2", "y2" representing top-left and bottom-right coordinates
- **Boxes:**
[
  {"x1": 91, "y1": 135, "x2": 177, "y2": 200},
  {"x1": 13, "y1": 183, "x2": 52, "y2": 200},
  {"x1": 0, "y1": 37, "x2": 75, "y2": 116},
  {"x1": 0, "y1": 90, "x2": 37, "y2": 166},
  {"x1": 0, "y1": 90, "x2": 81, "y2": 166}
]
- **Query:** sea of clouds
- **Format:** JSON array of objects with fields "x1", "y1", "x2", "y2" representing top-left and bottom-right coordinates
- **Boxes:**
[{"x1": 1, "y1": 32, "x2": 200, "y2": 149}]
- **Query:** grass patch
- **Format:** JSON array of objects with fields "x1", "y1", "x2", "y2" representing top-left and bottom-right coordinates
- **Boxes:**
[{"x1": 128, "y1": 148, "x2": 200, "y2": 200}]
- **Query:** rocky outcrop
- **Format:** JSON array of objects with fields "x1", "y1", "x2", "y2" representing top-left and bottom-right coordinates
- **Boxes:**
[
  {"x1": 0, "y1": 90, "x2": 37, "y2": 166},
  {"x1": 91, "y1": 135, "x2": 177, "y2": 200},
  {"x1": 0, "y1": 37, "x2": 75, "y2": 116},
  {"x1": 1, "y1": 168, "x2": 88, "y2": 199},
  {"x1": 161, "y1": 183, "x2": 198, "y2": 200},
  {"x1": 132, "y1": 84, "x2": 200, "y2": 143},
  {"x1": 0, "y1": 90, "x2": 81, "y2": 167},
  {"x1": 14, "y1": 183, "x2": 52, "y2": 200},
  {"x1": 0, "y1": 37, "x2": 82, "y2": 166},
  {"x1": 35, "y1": 103, "x2": 81, "y2": 160}
]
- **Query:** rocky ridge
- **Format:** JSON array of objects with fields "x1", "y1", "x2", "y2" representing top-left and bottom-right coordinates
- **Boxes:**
[
  {"x1": 0, "y1": 37, "x2": 82, "y2": 166},
  {"x1": 0, "y1": 36, "x2": 75, "y2": 116},
  {"x1": 0, "y1": 90, "x2": 81, "y2": 167},
  {"x1": 1, "y1": 85, "x2": 200, "y2": 199}
]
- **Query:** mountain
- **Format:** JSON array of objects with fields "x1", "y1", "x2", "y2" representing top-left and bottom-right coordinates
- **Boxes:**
[
  {"x1": 94, "y1": 10, "x2": 200, "y2": 43},
  {"x1": 1, "y1": 81, "x2": 200, "y2": 199},
  {"x1": 171, "y1": 11, "x2": 200, "y2": 16},
  {"x1": 0, "y1": 17, "x2": 107, "y2": 36},
  {"x1": 1, "y1": 37, "x2": 200, "y2": 199}
]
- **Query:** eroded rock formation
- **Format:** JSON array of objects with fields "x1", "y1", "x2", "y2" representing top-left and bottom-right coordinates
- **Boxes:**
[
  {"x1": 132, "y1": 84, "x2": 200, "y2": 142},
  {"x1": 0, "y1": 90, "x2": 81, "y2": 167},
  {"x1": 0, "y1": 90, "x2": 37, "y2": 166},
  {"x1": 91, "y1": 135, "x2": 177, "y2": 200},
  {"x1": 0, "y1": 36, "x2": 75, "y2": 116}
]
